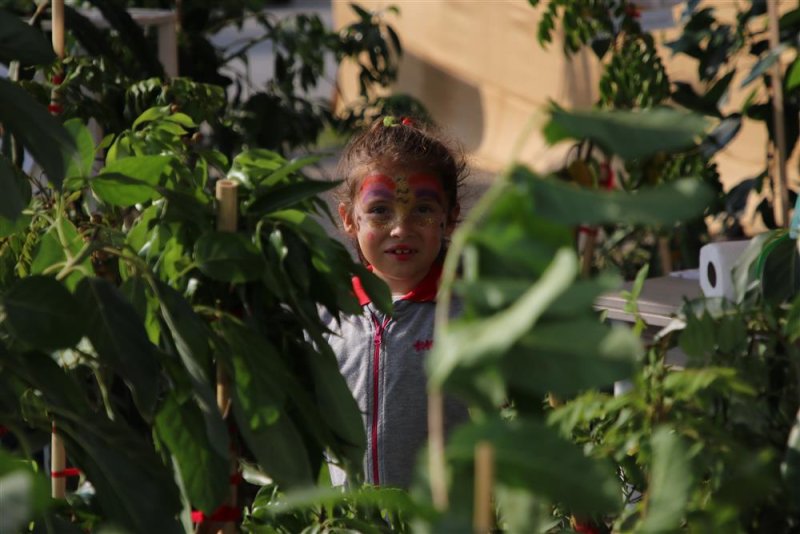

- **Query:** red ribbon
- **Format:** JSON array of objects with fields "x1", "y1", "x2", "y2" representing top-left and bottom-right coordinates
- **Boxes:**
[
  {"x1": 52, "y1": 73, "x2": 64, "y2": 85},
  {"x1": 0, "y1": 426, "x2": 8, "y2": 438},
  {"x1": 191, "y1": 506, "x2": 240, "y2": 523},
  {"x1": 51, "y1": 467, "x2": 81, "y2": 479},
  {"x1": 578, "y1": 225, "x2": 598, "y2": 237},
  {"x1": 229, "y1": 472, "x2": 242, "y2": 485},
  {"x1": 48, "y1": 103, "x2": 64, "y2": 115}
]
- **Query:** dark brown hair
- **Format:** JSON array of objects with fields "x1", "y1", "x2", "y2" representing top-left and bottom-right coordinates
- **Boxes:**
[{"x1": 336, "y1": 116, "x2": 467, "y2": 222}]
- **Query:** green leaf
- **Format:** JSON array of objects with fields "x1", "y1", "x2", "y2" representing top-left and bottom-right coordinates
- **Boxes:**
[
  {"x1": 58, "y1": 415, "x2": 183, "y2": 533},
  {"x1": 429, "y1": 248, "x2": 578, "y2": 386},
  {"x1": 91, "y1": 155, "x2": 169, "y2": 206},
  {"x1": 194, "y1": 231, "x2": 266, "y2": 283},
  {"x1": 516, "y1": 167, "x2": 714, "y2": 226},
  {"x1": 503, "y1": 321, "x2": 640, "y2": 396},
  {"x1": 448, "y1": 417, "x2": 620, "y2": 514},
  {"x1": 741, "y1": 45, "x2": 786, "y2": 88},
  {"x1": 0, "y1": 156, "x2": 27, "y2": 220},
  {"x1": 0, "y1": 78, "x2": 75, "y2": 189},
  {"x1": 218, "y1": 317, "x2": 286, "y2": 428},
  {"x1": 782, "y1": 409, "x2": 800, "y2": 509},
  {"x1": 0, "y1": 448, "x2": 51, "y2": 533},
  {"x1": 0, "y1": 9, "x2": 55, "y2": 65},
  {"x1": 63, "y1": 118, "x2": 96, "y2": 181},
  {"x1": 786, "y1": 57, "x2": 800, "y2": 92},
  {"x1": 0, "y1": 213, "x2": 31, "y2": 239},
  {"x1": 260, "y1": 156, "x2": 321, "y2": 187},
  {"x1": 638, "y1": 427, "x2": 694, "y2": 533},
  {"x1": 248, "y1": 179, "x2": 339, "y2": 215},
  {"x1": 305, "y1": 346, "x2": 366, "y2": 470},
  {"x1": 75, "y1": 278, "x2": 161, "y2": 419},
  {"x1": 760, "y1": 232, "x2": 800, "y2": 304},
  {"x1": 544, "y1": 107, "x2": 707, "y2": 160},
  {"x1": 155, "y1": 394, "x2": 229, "y2": 514},
  {"x1": 132, "y1": 106, "x2": 170, "y2": 128},
  {"x1": 30, "y1": 218, "x2": 92, "y2": 291},
  {"x1": 352, "y1": 264, "x2": 392, "y2": 314},
  {"x1": 2, "y1": 276, "x2": 85, "y2": 350}
]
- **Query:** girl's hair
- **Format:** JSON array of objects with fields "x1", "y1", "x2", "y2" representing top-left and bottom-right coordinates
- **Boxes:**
[{"x1": 336, "y1": 116, "x2": 467, "y2": 220}]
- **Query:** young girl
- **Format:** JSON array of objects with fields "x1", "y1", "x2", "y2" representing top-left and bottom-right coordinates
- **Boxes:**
[{"x1": 322, "y1": 116, "x2": 468, "y2": 488}]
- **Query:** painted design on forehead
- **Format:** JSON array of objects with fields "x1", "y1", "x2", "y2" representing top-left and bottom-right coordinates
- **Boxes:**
[
  {"x1": 394, "y1": 175, "x2": 411, "y2": 208},
  {"x1": 358, "y1": 173, "x2": 395, "y2": 203},
  {"x1": 408, "y1": 172, "x2": 445, "y2": 204}
]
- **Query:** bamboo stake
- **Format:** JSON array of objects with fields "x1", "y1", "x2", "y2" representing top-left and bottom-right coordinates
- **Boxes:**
[
  {"x1": 580, "y1": 229, "x2": 596, "y2": 277},
  {"x1": 51, "y1": 423, "x2": 66, "y2": 499},
  {"x1": 473, "y1": 442, "x2": 494, "y2": 533},
  {"x1": 51, "y1": 0, "x2": 64, "y2": 59},
  {"x1": 658, "y1": 236, "x2": 672, "y2": 275},
  {"x1": 50, "y1": 0, "x2": 66, "y2": 501},
  {"x1": 767, "y1": 0, "x2": 790, "y2": 227},
  {"x1": 428, "y1": 390, "x2": 448, "y2": 510},
  {"x1": 214, "y1": 179, "x2": 238, "y2": 534}
]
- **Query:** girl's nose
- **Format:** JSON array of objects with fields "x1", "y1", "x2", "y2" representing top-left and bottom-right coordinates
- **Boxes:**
[{"x1": 389, "y1": 215, "x2": 412, "y2": 237}]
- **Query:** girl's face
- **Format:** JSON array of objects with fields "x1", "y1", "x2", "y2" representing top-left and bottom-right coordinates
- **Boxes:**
[{"x1": 339, "y1": 165, "x2": 458, "y2": 295}]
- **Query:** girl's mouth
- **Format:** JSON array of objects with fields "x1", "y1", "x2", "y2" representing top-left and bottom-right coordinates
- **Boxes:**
[{"x1": 385, "y1": 246, "x2": 416, "y2": 260}]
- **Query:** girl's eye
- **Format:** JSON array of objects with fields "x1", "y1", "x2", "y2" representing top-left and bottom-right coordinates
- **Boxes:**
[{"x1": 367, "y1": 205, "x2": 389, "y2": 215}]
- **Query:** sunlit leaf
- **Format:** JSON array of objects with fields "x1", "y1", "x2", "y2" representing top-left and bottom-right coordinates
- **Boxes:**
[
  {"x1": 429, "y1": 249, "x2": 577, "y2": 386},
  {"x1": 544, "y1": 107, "x2": 707, "y2": 160},
  {"x1": 515, "y1": 166, "x2": 714, "y2": 226}
]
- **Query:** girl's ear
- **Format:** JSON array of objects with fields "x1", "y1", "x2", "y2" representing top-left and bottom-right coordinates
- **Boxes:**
[
  {"x1": 338, "y1": 202, "x2": 357, "y2": 235},
  {"x1": 445, "y1": 202, "x2": 460, "y2": 236}
]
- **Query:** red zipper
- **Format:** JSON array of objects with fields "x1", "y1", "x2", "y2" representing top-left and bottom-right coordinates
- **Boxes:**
[{"x1": 370, "y1": 314, "x2": 390, "y2": 484}]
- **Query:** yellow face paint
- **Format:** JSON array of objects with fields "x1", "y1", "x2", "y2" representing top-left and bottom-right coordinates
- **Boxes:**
[{"x1": 356, "y1": 172, "x2": 446, "y2": 230}]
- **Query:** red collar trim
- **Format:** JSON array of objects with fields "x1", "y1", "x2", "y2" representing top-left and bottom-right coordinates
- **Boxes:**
[{"x1": 352, "y1": 262, "x2": 443, "y2": 306}]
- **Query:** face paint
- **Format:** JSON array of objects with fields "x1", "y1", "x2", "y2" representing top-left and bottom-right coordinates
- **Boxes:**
[{"x1": 357, "y1": 172, "x2": 447, "y2": 230}]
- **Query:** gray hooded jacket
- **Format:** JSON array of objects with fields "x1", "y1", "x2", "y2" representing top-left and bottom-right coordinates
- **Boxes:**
[{"x1": 321, "y1": 262, "x2": 468, "y2": 488}]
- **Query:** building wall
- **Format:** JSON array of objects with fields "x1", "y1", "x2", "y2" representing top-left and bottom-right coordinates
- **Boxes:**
[{"x1": 332, "y1": 0, "x2": 794, "y2": 203}]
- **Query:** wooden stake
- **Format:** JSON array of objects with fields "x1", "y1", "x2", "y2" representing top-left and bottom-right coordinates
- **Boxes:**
[
  {"x1": 50, "y1": 0, "x2": 66, "y2": 502},
  {"x1": 767, "y1": 0, "x2": 790, "y2": 227},
  {"x1": 473, "y1": 442, "x2": 494, "y2": 533},
  {"x1": 214, "y1": 179, "x2": 238, "y2": 534},
  {"x1": 51, "y1": 0, "x2": 64, "y2": 59},
  {"x1": 428, "y1": 390, "x2": 449, "y2": 510},
  {"x1": 658, "y1": 236, "x2": 672, "y2": 275},
  {"x1": 580, "y1": 229, "x2": 596, "y2": 277},
  {"x1": 51, "y1": 423, "x2": 66, "y2": 499}
]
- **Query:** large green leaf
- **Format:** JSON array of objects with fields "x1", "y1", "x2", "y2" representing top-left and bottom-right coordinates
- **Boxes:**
[
  {"x1": 305, "y1": 345, "x2": 366, "y2": 470},
  {"x1": 218, "y1": 318, "x2": 314, "y2": 487},
  {"x1": 194, "y1": 231, "x2": 266, "y2": 283},
  {"x1": 0, "y1": 448, "x2": 50, "y2": 534},
  {"x1": 515, "y1": 167, "x2": 714, "y2": 226},
  {"x1": 2, "y1": 276, "x2": 85, "y2": 350},
  {"x1": 0, "y1": 156, "x2": 27, "y2": 221},
  {"x1": 352, "y1": 264, "x2": 392, "y2": 314},
  {"x1": 638, "y1": 427, "x2": 694, "y2": 533},
  {"x1": 428, "y1": 248, "x2": 577, "y2": 386},
  {"x1": 58, "y1": 415, "x2": 183, "y2": 533},
  {"x1": 759, "y1": 232, "x2": 800, "y2": 304},
  {"x1": 0, "y1": 9, "x2": 55, "y2": 65},
  {"x1": 155, "y1": 394, "x2": 229, "y2": 514},
  {"x1": 448, "y1": 417, "x2": 620, "y2": 514},
  {"x1": 154, "y1": 282, "x2": 229, "y2": 462},
  {"x1": 247, "y1": 179, "x2": 338, "y2": 215},
  {"x1": 63, "y1": 118, "x2": 96, "y2": 182},
  {"x1": 91, "y1": 155, "x2": 170, "y2": 206},
  {"x1": 30, "y1": 218, "x2": 92, "y2": 291},
  {"x1": 75, "y1": 278, "x2": 161, "y2": 418},
  {"x1": 502, "y1": 320, "x2": 640, "y2": 396},
  {"x1": 0, "y1": 78, "x2": 75, "y2": 189},
  {"x1": 544, "y1": 107, "x2": 707, "y2": 160}
]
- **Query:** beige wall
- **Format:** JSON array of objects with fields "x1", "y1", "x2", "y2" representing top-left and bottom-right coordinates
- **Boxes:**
[{"x1": 333, "y1": 0, "x2": 796, "y2": 198}]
